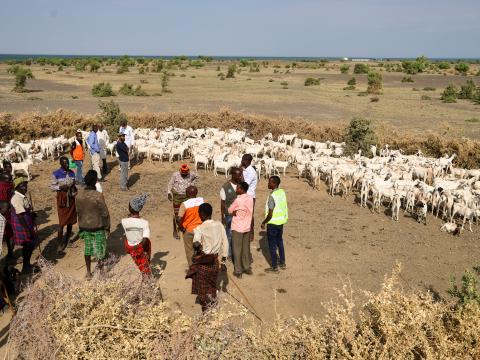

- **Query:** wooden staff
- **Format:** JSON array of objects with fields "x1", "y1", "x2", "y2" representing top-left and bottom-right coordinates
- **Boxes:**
[{"x1": 227, "y1": 273, "x2": 263, "y2": 323}]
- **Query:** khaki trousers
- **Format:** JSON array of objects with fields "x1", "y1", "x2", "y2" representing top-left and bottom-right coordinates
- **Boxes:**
[
  {"x1": 183, "y1": 231, "x2": 194, "y2": 266},
  {"x1": 90, "y1": 152, "x2": 102, "y2": 180},
  {"x1": 232, "y1": 230, "x2": 251, "y2": 274}
]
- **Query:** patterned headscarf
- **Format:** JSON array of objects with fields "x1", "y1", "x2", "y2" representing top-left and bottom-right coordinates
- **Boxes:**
[
  {"x1": 130, "y1": 194, "x2": 148, "y2": 212},
  {"x1": 13, "y1": 177, "x2": 28, "y2": 189}
]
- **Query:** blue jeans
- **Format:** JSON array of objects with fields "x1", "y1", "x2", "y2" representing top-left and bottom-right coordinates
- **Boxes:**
[
  {"x1": 267, "y1": 224, "x2": 285, "y2": 268},
  {"x1": 224, "y1": 215, "x2": 233, "y2": 257},
  {"x1": 74, "y1": 160, "x2": 84, "y2": 184}
]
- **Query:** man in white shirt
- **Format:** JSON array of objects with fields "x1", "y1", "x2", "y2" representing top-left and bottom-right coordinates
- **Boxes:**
[
  {"x1": 97, "y1": 123, "x2": 110, "y2": 175},
  {"x1": 122, "y1": 194, "x2": 151, "y2": 275},
  {"x1": 187, "y1": 203, "x2": 228, "y2": 312},
  {"x1": 241, "y1": 154, "x2": 257, "y2": 250}
]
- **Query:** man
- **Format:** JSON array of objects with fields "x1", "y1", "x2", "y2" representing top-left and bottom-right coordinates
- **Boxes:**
[
  {"x1": 76, "y1": 170, "x2": 110, "y2": 278},
  {"x1": 0, "y1": 173, "x2": 15, "y2": 260},
  {"x1": 116, "y1": 132, "x2": 129, "y2": 191},
  {"x1": 10, "y1": 177, "x2": 38, "y2": 273},
  {"x1": 167, "y1": 164, "x2": 198, "y2": 239},
  {"x1": 122, "y1": 194, "x2": 151, "y2": 276},
  {"x1": 50, "y1": 156, "x2": 77, "y2": 254},
  {"x1": 241, "y1": 154, "x2": 257, "y2": 259},
  {"x1": 261, "y1": 176, "x2": 288, "y2": 273},
  {"x1": 86, "y1": 124, "x2": 102, "y2": 181},
  {"x1": 177, "y1": 186, "x2": 204, "y2": 267},
  {"x1": 119, "y1": 119, "x2": 134, "y2": 169},
  {"x1": 228, "y1": 181, "x2": 254, "y2": 278},
  {"x1": 97, "y1": 124, "x2": 110, "y2": 175},
  {"x1": 220, "y1": 167, "x2": 242, "y2": 259},
  {"x1": 0, "y1": 201, "x2": 10, "y2": 258},
  {"x1": 2, "y1": 161, "x2": 12, "y2": 178},
  {"x1": 70, "y1": 130, "x2": 85, "y2": 185},
  {"x1": 186, "y1": 203, "x2": 228, "y2": 312}
]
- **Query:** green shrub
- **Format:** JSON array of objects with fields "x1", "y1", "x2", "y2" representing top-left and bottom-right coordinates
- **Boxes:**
[
  {"x1": 402, "y1": 56, "x2": 428, "y2": 74},
  {"x1": 7, "y1": 65, "x2": 34, "y2": 92},
  {"x1": 98, "y1": 100, "x2": 126, "y2": 136},
  {"x1": 217, "y1": 72, "x2": 225, "y2": 77},
  {"x1": 421, "y1": 95, "x2": 431, "y2": 100},
  {"x1": 161, "y1": 71, "x2": 170, "y2": 93},
  {"x1": 347, "y1": 77, "x2": 356, "y2": 86},
  {"x1": 304, "y1": 77, "x2": 320, "y2": 86},
  {"x1": 476, "y1": 70, "x2": 480, "y2": 76},
  {"x1": 401, "y1": 76, "x2": 414, "y2": 83},
  {"x1": 91, "y1": 82, "x2": 115, "y2": 97},
  {"x1": 340, "y1": 64, "x2": 350, "y2": 74},
  {"x1": 343, "y1": 85, "x2": 356, "y2": 90},
  {"x1": 465, "y1": 118, "x2": 479, "y2": 123},
  {"x1": 449, "y1": 267, "x2": 480, "y2": 305},
  {"x1": 216, "y1": 65, "x2": 221, "y2": 71},
  {"x1": 152, "y1": 60, "x2": 164, "y2": 73},
  {"x1": 354, "y1": 63, "x2": 370, "y2": 74},
  {"x1": 57, "y1": 66, "x2": 63, "y2": 71},
  {"x1": 138, "y1": 66, "x2": 145, "y2": 74},
  {"x1": 344, "y1": 118, "x2": 377, "y2": 156},
  {"x1": 367, "y1": 71, "x2": 382, "y2": 94},
  {"x1": 117, "y1": 64, "x2": 129, "y2": 74},
  {"x1": 412, "y1": 88, "x2": 420, "y2": 91},
  {"x1": 455, "y1": 62, "x2": 469, "y2": 74},
  {"x1": 89, "y1": 61, "x2": 101, "y2": 72},
  {"x1": 423, "y1": 87, "x2": 436, "y2": 91},
  {"x1": 438, "y1": 61, "x2": 451, "y2": 70},
  {"x1": 226, "y1": 64, "x2": 236, "y2": 78},
  {"x1": 441, "y1": 84, "x2": 458, "y2": 103},
  {"x1": 458, "y1": 79, "x2": 476, "y2": 99}
]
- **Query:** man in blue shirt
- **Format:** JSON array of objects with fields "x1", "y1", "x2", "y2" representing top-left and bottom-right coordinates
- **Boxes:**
[{"x1": 86, "y1": 125, "x2": 102, "y2": 181}]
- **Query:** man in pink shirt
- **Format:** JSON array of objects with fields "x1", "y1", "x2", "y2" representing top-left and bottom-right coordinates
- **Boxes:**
[{"x1": 228, "y1": 181, "x2": 254, "y2": 278}]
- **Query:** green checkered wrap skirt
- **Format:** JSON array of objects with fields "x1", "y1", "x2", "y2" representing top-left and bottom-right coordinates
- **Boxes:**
[{"x1": 80, "y1": 230, "x2": 107, "y2": 260}]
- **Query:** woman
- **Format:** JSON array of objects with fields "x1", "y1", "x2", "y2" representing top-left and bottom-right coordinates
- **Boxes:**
[
  {"x1": 10, "y1": 177, "x2": 38, "y2": 273},
  {"x1": 50, "y1": 156, "x2": 77, "y2": 254},
  {"x1": 122, "y1": 194, "x2": 152, "y2": 276}
]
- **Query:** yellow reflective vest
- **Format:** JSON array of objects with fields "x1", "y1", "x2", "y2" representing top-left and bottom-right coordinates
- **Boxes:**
[{"x1": 265, "y1": 188, "x2": 288, "y2": 225}]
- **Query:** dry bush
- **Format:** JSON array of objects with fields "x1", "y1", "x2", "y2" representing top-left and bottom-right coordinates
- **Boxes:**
[
  {"x1": 7, "y1": 262, "x2": 480, "y2": 359},
  {"x1": 1, "y1": 108, "x2": 480, "y2": 168}
]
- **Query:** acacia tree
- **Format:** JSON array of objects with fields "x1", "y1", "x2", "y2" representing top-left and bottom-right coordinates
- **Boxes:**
[
  {"x1": 367, "y1": 71, "x2": 383, "y2": 94},
  {"x1": 7, "y1": 65, "x2": 34, "y2": 92}
]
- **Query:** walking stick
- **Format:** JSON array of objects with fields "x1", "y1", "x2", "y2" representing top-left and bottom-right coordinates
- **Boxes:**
[
  {"x1": 28, "y1": 191, "x2": 44, "y2": 260},
  {"x1": 226, "y1": 272, "x2": 263, "y2": 323}
]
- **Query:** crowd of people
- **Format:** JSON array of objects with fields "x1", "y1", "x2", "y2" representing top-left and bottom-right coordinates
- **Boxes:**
[{"x1": 0, "y1": 121, "x2": 289, "y2": 313}]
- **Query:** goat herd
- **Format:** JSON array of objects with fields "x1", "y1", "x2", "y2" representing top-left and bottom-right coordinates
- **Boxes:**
[{"x1": 1, "y1": 127, "x2": 480, "y2": 235}]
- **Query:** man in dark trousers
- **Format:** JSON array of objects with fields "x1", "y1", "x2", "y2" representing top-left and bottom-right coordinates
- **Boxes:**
[
  {"x1": 219, "y1": 167, "x2": 242, "y2": 259},
  {"x1": 261, "y1": 176, "x2": 288, "y2": 273},
  {"x1": 116, "y1": 132, "x2": 129, "y2": 191}
]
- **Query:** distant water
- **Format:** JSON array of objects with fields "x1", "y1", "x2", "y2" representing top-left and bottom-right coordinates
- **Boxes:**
[{"x1": 0, "y1": 54, "x2": 478, "y2": 62}]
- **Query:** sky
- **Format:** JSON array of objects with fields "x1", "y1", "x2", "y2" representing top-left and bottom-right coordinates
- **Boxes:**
[{"x1": 0, "y1": 0, "x2": 479, "y2": 58}]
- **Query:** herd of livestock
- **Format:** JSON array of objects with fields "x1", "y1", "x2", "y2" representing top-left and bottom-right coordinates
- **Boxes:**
[{"x1": 1, "y1": 127, "x2": 480, "y2": 235}]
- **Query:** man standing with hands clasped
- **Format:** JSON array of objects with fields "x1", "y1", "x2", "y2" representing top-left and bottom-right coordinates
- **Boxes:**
[
  {"x1": 116, "y1": 132, "x2": 129, "y2": 191},
  {"x1": 261, "y1": 175, "x2": 288, "y2": 273}
]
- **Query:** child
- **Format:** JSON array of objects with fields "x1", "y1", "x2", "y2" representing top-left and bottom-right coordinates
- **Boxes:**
[{"x1": 121, "y1": 195, "x2": 152, "y2": 275}]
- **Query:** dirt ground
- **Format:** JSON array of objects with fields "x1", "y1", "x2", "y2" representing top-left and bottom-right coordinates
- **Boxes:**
[
  {"x1": 0, "y1": 154, "x2": 479, "y2": 353},
  {"x1": 0, "y1": 62, "x2": 479, "y2": 138}
]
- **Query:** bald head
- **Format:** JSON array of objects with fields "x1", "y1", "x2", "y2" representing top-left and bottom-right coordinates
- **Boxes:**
[{"x1": 186, "y1": 185, "x2": 198, "y2": 198}]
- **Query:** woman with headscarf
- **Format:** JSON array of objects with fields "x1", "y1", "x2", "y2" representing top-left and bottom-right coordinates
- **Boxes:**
[
  {"x1": 167, "y1": 164, "x2": 198, "y2": 239},
  {"x1": 122, "y1": 194, "x2": 152, "y2": 275},
  {"x1": 10, "y1": 177, "x2": 38, "y2": 273},
  {"x1": 50, "y1": 156, "x2": 77, "y2": 254}
]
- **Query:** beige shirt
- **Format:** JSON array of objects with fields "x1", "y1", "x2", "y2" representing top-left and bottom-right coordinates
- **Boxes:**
[{"x1": 193, "y1": 219, "x2": 228, "y2": 259}]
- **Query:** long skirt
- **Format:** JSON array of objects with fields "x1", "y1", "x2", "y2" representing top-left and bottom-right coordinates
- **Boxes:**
[
  {"x1": 186, "y1": 254, "x2": 219, "y2": 310},
  {"x1": 124, "y1": 238, "x2": 152, "y2": 275},
  {"x1": 57, "y1": 191, "x2": 77, "y2": 227}
]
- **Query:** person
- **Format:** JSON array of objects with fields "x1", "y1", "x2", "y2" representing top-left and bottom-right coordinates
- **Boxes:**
[
  {"x1": 50, "y1": 156, "x2": 77, "y2": 254},
  {"x1": 186, "y1": 203, "x2": 228, "y2": 312},
  {"x1": 97, "y1": 124, "x2": 110, "y2": 175},
  {"x1": 122, "y1": 194, "x2": 151, "y2": 276},
  {"x1": 261, "y1": 176, "x2": 288, "y2": 273},
  {"x1": 2, "y1": 161, "x2": 12, "y2": 178},
  {"x1": 70, "y1": 130, "x2": 85, "y2": 185},
  {"x1": 0, "y1": 201, "x2": 10, "y2": 258},
  {"x1": 76, "y1": 170, "x2": 110, "y2": 278},
  {"x1": 177, "y1": 186, "x2": 204, "y2": 267},
  {"x1": 220, "y1": 167, "x2": 242, "y2": 259},
  {"x1": 116, "y1": 132, "x2": 129, "y2": 191},
  {"x1": 228, "y1": 181, "x2": 254, "y2": 278},
  {"x1": 241, "y1": 154, "x2": 257, "y2": 259},
  {"x1": 0, "y1": 173, "x2": 15, "y2": 260},
  {"x1": 167, "y1": 164, "x2": 198, "y2": 239},
  {"x1": 119, "y1": 119, "x2": 134, "y2": 169},
  {"x1": 10, "y1": 177, "x2": 38, "y2": 273},
  {"x1": 86, "y1": 124, "x2": 102, "y2": 181}
]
